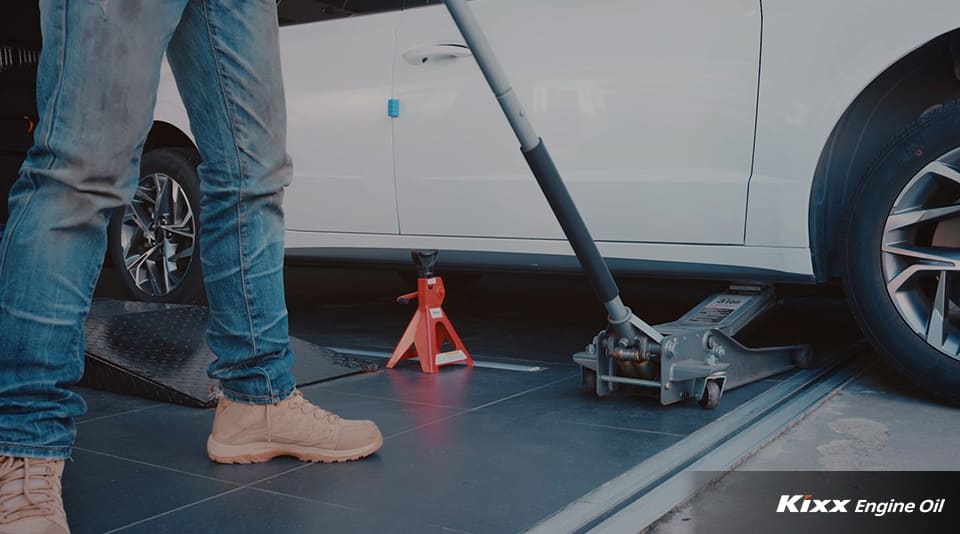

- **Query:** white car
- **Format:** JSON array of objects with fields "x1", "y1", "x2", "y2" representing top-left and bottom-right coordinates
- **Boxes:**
[{"x1": 4, "y1": 1, "x2": 960, "y2": 402}]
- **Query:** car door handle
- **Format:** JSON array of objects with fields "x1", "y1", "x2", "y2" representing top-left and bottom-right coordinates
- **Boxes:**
[{"x1": 402, "y1": 43, "x2": 473, "y2": 65}]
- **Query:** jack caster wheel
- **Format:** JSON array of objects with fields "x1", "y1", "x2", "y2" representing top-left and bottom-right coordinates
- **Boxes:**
[{"x1": 699, "y1": 380, "x2": 721, "y2": 409}]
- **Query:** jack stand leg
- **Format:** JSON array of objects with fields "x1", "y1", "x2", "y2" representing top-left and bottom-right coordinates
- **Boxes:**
[{"x1": 387, "y1": 308, "x2": 423, "y2": 369}]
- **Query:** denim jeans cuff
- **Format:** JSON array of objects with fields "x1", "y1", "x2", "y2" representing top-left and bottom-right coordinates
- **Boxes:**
[
  {"x1": 219, "y1": 382, "x2": 295, "y2": 405},
  {"x1": 0, "y1": 441, "x2": 72, "y2": 460}
]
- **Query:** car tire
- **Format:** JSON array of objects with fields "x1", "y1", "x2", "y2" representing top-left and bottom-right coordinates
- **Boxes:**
[
  {"x1": 843, "y1": 100, "x2": 960, "y2": 405},
  {"x1": 108, "y1": 147, "x2": 204, "y2": 304}
]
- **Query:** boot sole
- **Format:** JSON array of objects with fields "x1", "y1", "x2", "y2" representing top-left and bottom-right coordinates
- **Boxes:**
[{"x1": 206, "y1": 434, "x2": 384, "y2": 464}]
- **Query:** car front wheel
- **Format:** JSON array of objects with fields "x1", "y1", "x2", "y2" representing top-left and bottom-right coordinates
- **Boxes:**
[{"x1": 844, "y1": 100, "x2": 960, "y2": 404}]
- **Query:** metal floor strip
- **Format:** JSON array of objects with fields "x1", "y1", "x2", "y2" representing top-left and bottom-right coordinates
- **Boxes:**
[{"x1": 326, "y1": 346, "x2": 549, "y2": 372}]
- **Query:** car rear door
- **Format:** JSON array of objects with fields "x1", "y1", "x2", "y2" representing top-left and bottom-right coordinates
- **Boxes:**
[
  {"x1": 279, "y1": 1, "x2": 403, "y2": 234},
  {"x1": 392, "y1": 0, "x2": 761, "y2": 244}
]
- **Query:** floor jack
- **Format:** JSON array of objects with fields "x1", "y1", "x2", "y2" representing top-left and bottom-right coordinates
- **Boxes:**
[
  {"x1": 442, "y1": 0, "x2": 812, "y2": 408},
  {"x1": 575, "y1": 285, "x2": 812, "y2": 408}
]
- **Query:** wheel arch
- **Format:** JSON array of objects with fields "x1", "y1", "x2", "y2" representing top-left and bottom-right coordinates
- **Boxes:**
[
  {"x1": 143, "y1": 121, "x2": 197, "y2": 155},
  {"x1": 809, "y1": 28, "x2": 960, "y2": 281}
]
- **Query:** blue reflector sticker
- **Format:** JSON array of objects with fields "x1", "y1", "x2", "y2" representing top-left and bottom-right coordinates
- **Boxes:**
[{"x1": 388, "y1": 98, "x2": 400, "y2": 118}]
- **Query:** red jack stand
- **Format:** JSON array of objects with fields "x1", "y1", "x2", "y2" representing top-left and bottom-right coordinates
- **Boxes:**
[{"x1": 387, "y1": 250, "x2": 473, "y2": 373}]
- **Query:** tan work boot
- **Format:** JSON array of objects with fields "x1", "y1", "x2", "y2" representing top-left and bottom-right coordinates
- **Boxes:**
[
  {"x1": 207, "y1": 390, "x2": 383, "y2": 464},
  {"x1": 0, "y1": 456, "x2": 68, "y2": 534}
]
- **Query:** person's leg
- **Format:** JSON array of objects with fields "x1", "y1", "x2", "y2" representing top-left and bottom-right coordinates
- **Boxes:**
[
  {"x1": 166, "y1": 0, "x2": 294, "y2": 405},
  {"x1": 166, "y1": 0, "x2": 381, "y2": 463},
  {"x1": 0, "y1": 0, "x2": 188, "y2": 531}
]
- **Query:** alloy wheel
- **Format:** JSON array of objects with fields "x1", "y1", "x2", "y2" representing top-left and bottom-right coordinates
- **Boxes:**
[
  {"x1": 882, "y1": 147, "x2": 960, "y2": 360},
  {"x1": 118, "y1": 172, "x2": 197, "y2": 298}
]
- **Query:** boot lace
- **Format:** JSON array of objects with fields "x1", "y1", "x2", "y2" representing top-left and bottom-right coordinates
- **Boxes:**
[
  {"x1": 286, "y1": 390, "x2": 341, "y2": 424},
  {"x1": 0, "y1": 456, "x2": 62, "y2": 524}
]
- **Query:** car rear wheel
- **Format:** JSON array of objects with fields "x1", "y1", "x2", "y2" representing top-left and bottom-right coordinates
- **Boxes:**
[
  {"x1": 108, "y1": 147, "x2": 204, "y2": 304},
  {"x1": 844, "y1": 100, "x2": 960, "y2": 404}
]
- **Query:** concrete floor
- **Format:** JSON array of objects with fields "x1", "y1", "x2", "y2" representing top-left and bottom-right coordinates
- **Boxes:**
[{"x1": 649, "y1": 362, "x2": 960, "y2": 534}]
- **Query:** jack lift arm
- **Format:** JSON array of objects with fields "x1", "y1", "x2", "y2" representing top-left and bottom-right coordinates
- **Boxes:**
[{"x1": 442, "y1": 0, "x2": 812, "y2": 408}]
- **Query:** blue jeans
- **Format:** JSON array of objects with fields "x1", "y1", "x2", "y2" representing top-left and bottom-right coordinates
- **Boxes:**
[{"x1": 0, "y1": 0, "x2": 296, "y2": 459}]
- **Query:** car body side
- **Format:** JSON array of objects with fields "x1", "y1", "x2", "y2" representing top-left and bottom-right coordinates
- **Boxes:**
[{"x1": 148, "y1": 0, "x2": 960, "y2": 284}]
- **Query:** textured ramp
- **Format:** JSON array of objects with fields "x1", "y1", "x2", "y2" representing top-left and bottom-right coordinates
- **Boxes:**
[{"x1": 80, "y1": 300, "x2": 376, "y2": 407}]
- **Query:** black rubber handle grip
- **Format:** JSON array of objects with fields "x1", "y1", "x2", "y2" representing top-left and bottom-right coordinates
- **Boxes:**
[{"x1": 522, "y1": 139, "x2": 620, "y2": 303}]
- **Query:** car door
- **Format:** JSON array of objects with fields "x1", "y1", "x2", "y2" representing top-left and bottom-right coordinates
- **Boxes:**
[
  {"x1": 393, "y1": 0, "x2": 760, "y2": 244},
  {"x1": 278, "y1": 0, "x2": 402, "y2": 234}
]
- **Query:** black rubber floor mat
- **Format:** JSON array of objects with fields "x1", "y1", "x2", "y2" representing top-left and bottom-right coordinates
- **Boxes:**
[{"x1": 80, "y1": 300, "x2": 377, "y2": 407}]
